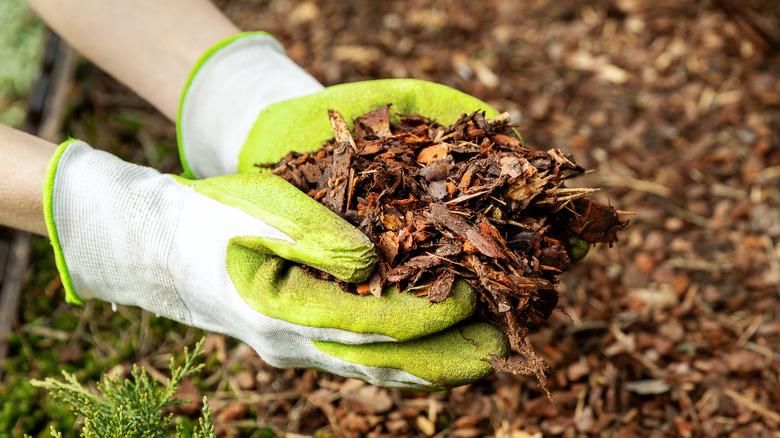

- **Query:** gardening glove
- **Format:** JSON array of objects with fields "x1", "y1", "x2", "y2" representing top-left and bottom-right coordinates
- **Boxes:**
[
  {"x1": 43, "y1": 140, "x2": 509, "y2": 390},
  {"x1": 175, "y1": 32, "x2": 511, "y2": 386},
  {"x1": 177, "y1": 32, "x2": 504, "y2": 177}
]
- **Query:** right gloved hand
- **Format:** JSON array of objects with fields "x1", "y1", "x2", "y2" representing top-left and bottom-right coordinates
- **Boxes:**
[
  {"x1": 176, "y1": 32, "x2": 505, "y2": 178},
  {"x1": 44, "y1": 140, "x2": 508, "y2": 390}
]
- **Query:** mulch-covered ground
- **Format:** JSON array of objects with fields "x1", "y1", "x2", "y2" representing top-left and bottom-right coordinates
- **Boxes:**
[{"x1": 39, "y1": 0, "x2": 780, "y2": 436}]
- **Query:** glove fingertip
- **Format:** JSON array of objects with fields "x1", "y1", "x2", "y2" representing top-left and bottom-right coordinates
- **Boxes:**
[{"x1": 312, "y1": 321, "x2": 510, "y2": 390}]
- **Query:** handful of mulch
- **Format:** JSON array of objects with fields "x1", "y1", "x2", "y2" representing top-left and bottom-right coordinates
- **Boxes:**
[{"x1": 264, "y1": 106, "x2": 627, "y2": 391}]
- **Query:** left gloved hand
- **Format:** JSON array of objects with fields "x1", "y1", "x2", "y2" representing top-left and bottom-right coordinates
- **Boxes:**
[{"x1": 44, "y1": 140, "x2": 507, "y2": 390}]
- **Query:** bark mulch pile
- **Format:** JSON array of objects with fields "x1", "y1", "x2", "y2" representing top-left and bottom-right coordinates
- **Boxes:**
[{"x1": 267, "y1": 105, "x2": 627, "y2": 387}]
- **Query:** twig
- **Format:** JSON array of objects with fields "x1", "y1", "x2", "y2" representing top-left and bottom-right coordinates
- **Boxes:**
[
  {"x1": 675, "y1": 387, "x2": 700, "y2": 429},
  {"x1": 667, "y1": 258, "x2": 733, "y2": 271},
  {"x1": 210, "y1": 389, "x2": 299, "y2": 404},
  {"x1": 724, "y1": 388, "x2": 780, "y2": 424},
  {"x1": 445, "y1": 190, "x2": 490, "y2": 205},
  {"x1": 734, "y1": 315, "x2": 764, "y2": 350},
  {"x1": 20, "y1": 325, "x2": 70, "y2": 342},
  {"x1": 714, "y1": 0, "x2": 780, "y2": 54},
  {"x1": 302, "y1": 391, "x2": 340, "y2": 436},
  {"x1": 0, "y1": 232, "x2": 32, "y2": 376},
  {"x1": 662, "y1": 202, "x2": 712, "y2": 228},
  {"x1": 743, "y1": 341, "x2": 780, "y2": 363},
  {"x1": 591, "y1": 175, "x2": 672, "y2": 198}
]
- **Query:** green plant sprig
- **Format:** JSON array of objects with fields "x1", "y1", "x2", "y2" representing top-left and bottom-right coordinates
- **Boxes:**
[{"x1": 29, "y1": 338, "x2": 215, "y2": 438}]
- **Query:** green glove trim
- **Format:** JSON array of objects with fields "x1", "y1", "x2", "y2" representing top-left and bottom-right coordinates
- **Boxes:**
[
  {"x1": 176, "y1": 31, "x2": 277, "y2": 179},
  {"x1": 42, "y1": 139, "x2": 82, "y2": 304},
  {"x1": 173, "y1": 172, "x2": 377, "y2": 283},
  {"x1": 227, "y1": 241, "x2": 478, "y2": 341},
  {"x1": 240, "y1": 78, "x2": 503, "y2": 169},
  {"x1": 313, "y1": 322, "x2": 509, "y2": 390}
]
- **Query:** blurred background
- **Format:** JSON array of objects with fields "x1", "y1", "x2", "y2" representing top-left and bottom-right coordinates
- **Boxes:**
[{"x1": 1, "y1": 0, "x2": 779, "y2": 436}]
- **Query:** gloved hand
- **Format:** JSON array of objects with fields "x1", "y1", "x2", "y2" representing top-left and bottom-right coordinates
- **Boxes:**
[
  {"x1": 44, "y1": 140, "x2": 508, "y2": 390},
  {"x1": 173, "y1": 32, "x2": 511, "y2": 388},
  {"x1": 177, "y1": 32, "x2": 503, "y2": 178}
]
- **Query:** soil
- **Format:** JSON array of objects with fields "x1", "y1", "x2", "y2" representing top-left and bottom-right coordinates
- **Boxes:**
[{"x1": 50, "y1": 0, "x2": 780, "y2": 436}]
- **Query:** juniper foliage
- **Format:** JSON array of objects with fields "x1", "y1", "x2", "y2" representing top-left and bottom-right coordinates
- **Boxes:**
[{"x1": 29, "y1": 338, "x2": 215, "y2": 438}]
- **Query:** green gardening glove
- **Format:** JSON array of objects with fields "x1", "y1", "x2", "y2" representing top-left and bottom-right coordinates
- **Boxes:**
[
  {"x1": 238, "y1": 79, "x2": 502, "y2": 171},
  {"x1": 177, "y1": 32, "x2": 510, "y2": 388},
  {"x1": 45, "y1": 140, "x2": 508, "y2": 391},
  {"x1": 177, "y1": 33, "x2": 503, "y2": 177}
]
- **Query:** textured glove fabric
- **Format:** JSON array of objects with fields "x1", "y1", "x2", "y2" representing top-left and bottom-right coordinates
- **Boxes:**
[
  {"x1": 178, "y1": 32, "x2": 323, "y2": 179},
  {"x1": 241, "y1": 79, "x2": 502, "y2": 170},
  {"x1": 42, "y1": 141, "x2": 508, "y2": 389},
  {"x1": 177, "y1": 33, "x2": 501, "y2": 177}
]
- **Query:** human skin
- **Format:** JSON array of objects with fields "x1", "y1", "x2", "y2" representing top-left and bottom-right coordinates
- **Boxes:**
[
  {"x1": 0, "y1": 125, "x2": 56, "y2": 235},
  {"x1": 25, "y1": 0, "x2": 240, "y2": 120},
  {"x1": 1, "y1": 0, "x2": 242, "y2": 234}
]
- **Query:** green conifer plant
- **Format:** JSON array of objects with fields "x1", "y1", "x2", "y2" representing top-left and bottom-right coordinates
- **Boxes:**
[{"x1": 29, "y1": 338, "x2": 215, "y2": 438}]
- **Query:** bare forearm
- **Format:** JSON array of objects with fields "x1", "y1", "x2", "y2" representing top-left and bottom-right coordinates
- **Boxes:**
[
  {"x1": 26, "y1": 0, "x2": 241, "y2": 120},
  {"x1": 0, "y1": 124, "x2": 58, "y2": 235}
]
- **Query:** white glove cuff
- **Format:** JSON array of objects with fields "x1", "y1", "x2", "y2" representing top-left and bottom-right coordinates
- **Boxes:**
[{"x1": 178, "y1": 32, "x2": 324, "y2": 179}]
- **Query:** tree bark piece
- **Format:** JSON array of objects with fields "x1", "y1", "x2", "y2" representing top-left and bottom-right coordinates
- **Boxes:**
[{"x1": 322, "y1": 110, "x2": 357, "y2": 215}]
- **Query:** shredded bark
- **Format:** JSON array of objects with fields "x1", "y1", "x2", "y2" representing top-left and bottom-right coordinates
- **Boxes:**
[{"x1": 265, "y1": 105, "x2": 628, "y2": 392}]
